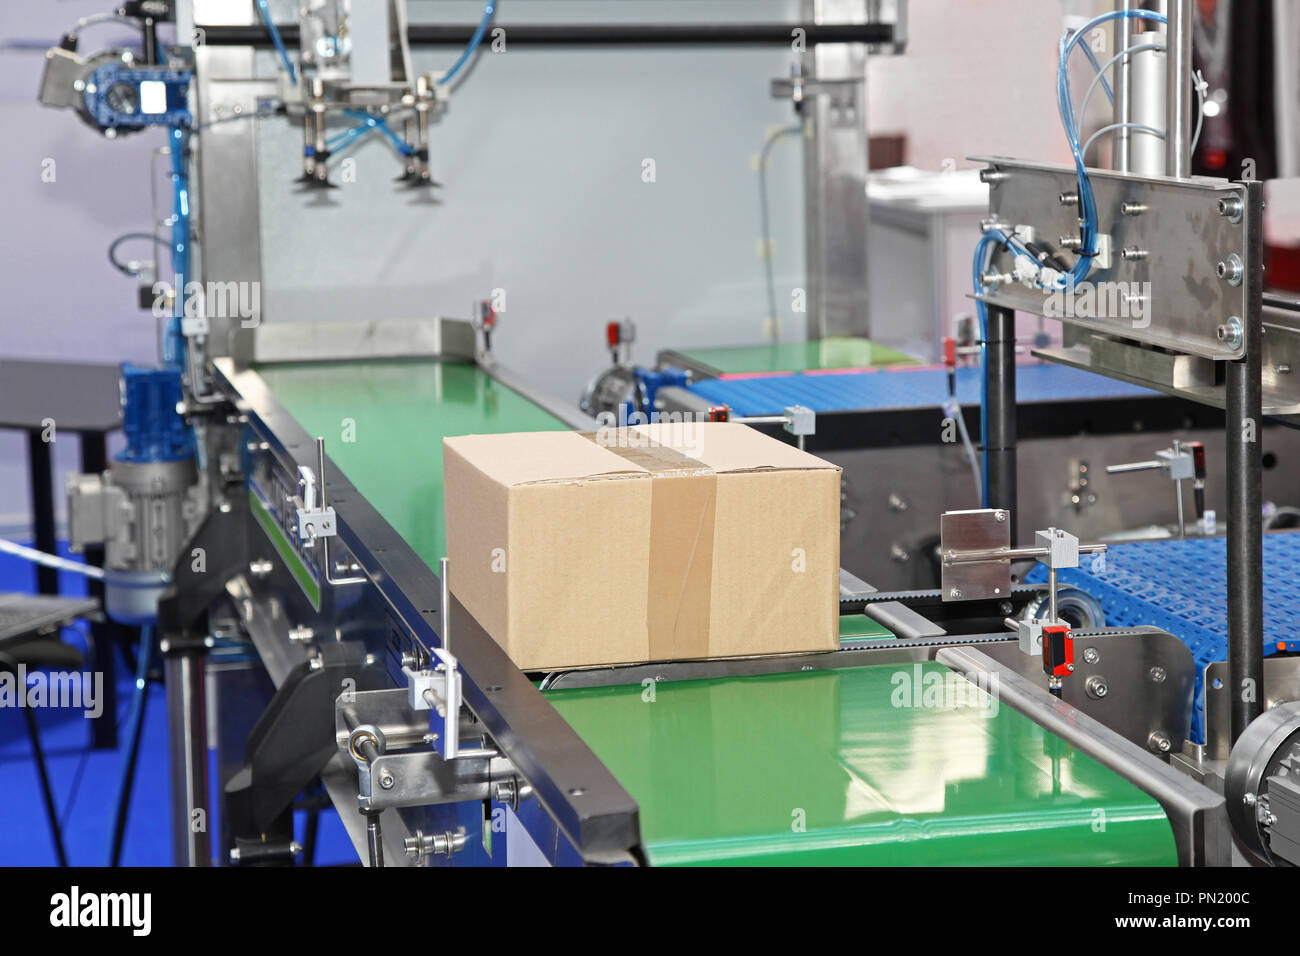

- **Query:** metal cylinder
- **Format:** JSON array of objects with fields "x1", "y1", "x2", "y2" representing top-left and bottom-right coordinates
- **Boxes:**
[
  {"x1": 108, "y1": 457, "x2": 197, "y2": 570},
  {"x1": 1130, "y1": 36, "x2": 1167, "y2": 176},
  {"x1": 1224, "y1": 701, "x2": 1300, "y2": 863},
  {"x1": 102, "y1": 456, "x2": 197, "y2": 623},
  {"x1": 654, "y1": 385, "x2": 717, "y2": 417},
  {"x1": 365, "y1": 813, "x2": 384, "y2": 867},
  {"x1": 166, "y1": 649, "x2": 210, "y2": 866},
  {"x1": 1165, "y1": 0, "x2": 1193, "y2": 177},
  {"x1": 1112, "y1": 0, "x2": 1135, "y2": 172}
]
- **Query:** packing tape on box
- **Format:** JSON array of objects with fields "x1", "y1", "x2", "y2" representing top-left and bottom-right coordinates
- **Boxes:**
[{"x1": 579, "y1": 432, "x2": 716, "y2": 661}]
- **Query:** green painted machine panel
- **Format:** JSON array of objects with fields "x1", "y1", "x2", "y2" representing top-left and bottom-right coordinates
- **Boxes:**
[
  {"x1": 678, "y1": 337, "x2": 919, "y2": 375},
  {"x1": 256, "y1": 360, "x2": 567, "y2": 567},
  {"x1": 546, "y1": 663, "x2": 1177, "y2": 866}
]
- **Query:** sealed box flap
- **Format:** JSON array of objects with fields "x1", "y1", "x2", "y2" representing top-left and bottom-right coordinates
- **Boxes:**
[
  {"x1": 443, "y1": 431, "x2": 652, "y2": 487},
  {"x1": 628, "y1": 421, "x2": 838, "y2": 474}
]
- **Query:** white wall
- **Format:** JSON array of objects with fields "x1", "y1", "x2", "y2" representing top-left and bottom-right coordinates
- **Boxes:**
[
  {"x1": 867, "y1": 0, "x2": 1103, "y2": 171},
  {"x1": 256, "y1": 0, "x2": 810, "y2": 401}
]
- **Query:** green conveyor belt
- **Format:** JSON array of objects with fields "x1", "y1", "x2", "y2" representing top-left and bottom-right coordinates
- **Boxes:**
[
  {"x1": 259, "y1": 359, "x2": 1175, "y2": 866},
  {"x1": 678, "y1": 337, "x2": 919, "y2": 375},
  {"x1": 547, "y1": 663, "x2": 1177, "y2": 866},
  {"x1": 257, "y1": 359, "x2": 567, "y2": 567}
]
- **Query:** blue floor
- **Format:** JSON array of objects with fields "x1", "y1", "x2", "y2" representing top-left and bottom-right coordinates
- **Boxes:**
[{"x1": 0, "y1": 541, "x2": 357, "y2": 866}]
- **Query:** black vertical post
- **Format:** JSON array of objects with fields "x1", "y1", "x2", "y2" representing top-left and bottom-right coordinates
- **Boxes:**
[
  {"x1": 142, "y1": 17, "x2": 159, "y2": 65},
  {"x1": 984, "y1": 304, "x2": 1018, "y2": 542},
  {"x1": 1228, "y1": 180, "x2": 1265, "y2": 743},
  {"x1": 26, "y1": 428, "x2": 57, "y2": 595},
  {"x1": 81, "y1": 432, "x2": 119, "y2": 750}
]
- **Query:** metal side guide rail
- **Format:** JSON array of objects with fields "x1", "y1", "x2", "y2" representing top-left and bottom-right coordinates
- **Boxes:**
[
  {"x1": 211, "y1": 357, "x2": 640, "y2": 862},
  {"x1": 936, "y1": 645, "x2": 1230, "y2": 867}
]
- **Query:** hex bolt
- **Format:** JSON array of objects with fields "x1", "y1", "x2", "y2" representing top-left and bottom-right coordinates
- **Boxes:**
[
  {"x1": 1120, "y1": 247, "x2": 1148, "y2": 261},
  {"x1": 379, "y1": 769, "x2": 395, "y2": 790},
  {"x1": 980, "y1": 167, "x2": 1007, "y2": 184},
  {"x1": 1216, "y1": 318, "x2": 1243, "y2": 349},
  {"x1": 1149, "y1": 666, "x2": 1167, "y2": 684},
  {"x1": 995, "y1": 511, "x2": 1006, "y2": 522},
  {"x1": 1058, "y1": 191, "x2": 1079, "y2": 206},
  {"x1": 950, "y1": 587, "x2": 963, "y2": 599},
  {"x1": 1217, "y1": 195, "x2": 1244, "y2": 223},
  {"x1": 1085, "y1": 676, "x2": 1109, "y2": 699},
  {"x1": 1148, "y1": 732, "x2": 1172, "y2": 754},
  {"x1": 1216, "y1": 254, "x2": 1244, "y2": 287},
  {"x1": 1121, "y1": 202, "x2": 1148, "y2": 216},
  {"x1": 1083, "y1": 647, "x2": 1100, "y2": 664}
]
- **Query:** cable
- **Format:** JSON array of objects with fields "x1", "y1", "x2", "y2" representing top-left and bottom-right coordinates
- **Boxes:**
[
  {"x1": 1054, "y1": 9, "x2": 1169, "y2": 290},
  {"x1": 1077, "y1": 39, "x2": 1114, "y2": 105},
  {"x1": 329, "y1": 109, "x2": 414, "y2": 157},
  {"x1": 107, "y1": 232, "x2": 165, "y2": 278},
  {"x1": 193, "y1": 107, "x2": 281, "y2": 131},
  {"x1": 757, "y1": 124, "x2": 801, "y2": 331},
  {"x1": 0, "y1": 537, "x2": 106, "y2": 579},
  {"x1": 69, "y1": 12, "x2": 142, "y2": 36},
  {"x1": 255, "y1": 0, "x2": 297, "y2": 85},
  {"x1": 1077, "y1": 52, "x2": 1208, "y2": 162},
  {"x1": 1076, "y1": 41, "x2": 1166, "y2": 135},
  {"x1": 1191, "y1": 68, "x2": 1206, "y2": 153},
  {"x1": 942, "y1": 395, "x2": 983, "y2": 505},
  {"x1": 439, "y1": 0, "x2": 497, "y2": 86},
  {"x1": 1082, "y1": 121, "x2": 1165, "y2": 160},
  {"x1": 107, "y1": 624, "x2": 152, "y2": 867}
]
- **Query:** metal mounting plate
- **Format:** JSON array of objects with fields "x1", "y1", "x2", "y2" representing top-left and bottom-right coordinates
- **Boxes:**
[
  {"x1": 1205, "y1": 657, "x2": 1300, "y2": 760},
  {"x1": 971, "y1": 156, "x2": 1253, "y2": 361},
  {"x1": 940, "y1": 509, "x2": 1011, "y2": 602},
  {"x1": 1033, "y1": 295, "x2": 1300, "y2": 417}
]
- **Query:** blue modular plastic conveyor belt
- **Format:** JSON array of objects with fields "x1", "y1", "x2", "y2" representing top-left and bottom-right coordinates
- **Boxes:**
[
  {"x1": 1026, "y1": 532, "x2": 1300, "y2": 743},
  {"x1": 686, "y1": 364, "x2": 1157, "y2": 416}
]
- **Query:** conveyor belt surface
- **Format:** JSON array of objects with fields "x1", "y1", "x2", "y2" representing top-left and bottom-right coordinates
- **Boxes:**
[
  {"x1": 1026, "y1": 531, "x2": 1300, "y2": 743},
  {"x1": 259, "y1": 359, "x2": 1174, "y2": 866},
  {"x1": 547, "y1": 663, "x2": 1177, "y2": 865},
  {"x1": 674, "y1": 337, "x2": 918, "y2": 375},
  {"x1": 687, "y1": 363, "x2": 1157, "y2": 416},
  {"x1": 257, "y1": 360, "x2": 567, "y2": 567}
]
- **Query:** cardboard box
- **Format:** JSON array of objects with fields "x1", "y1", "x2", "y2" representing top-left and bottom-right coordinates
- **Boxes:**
[{"x1": 443, "y1": 422, "x2": 841, "y2": 671}]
